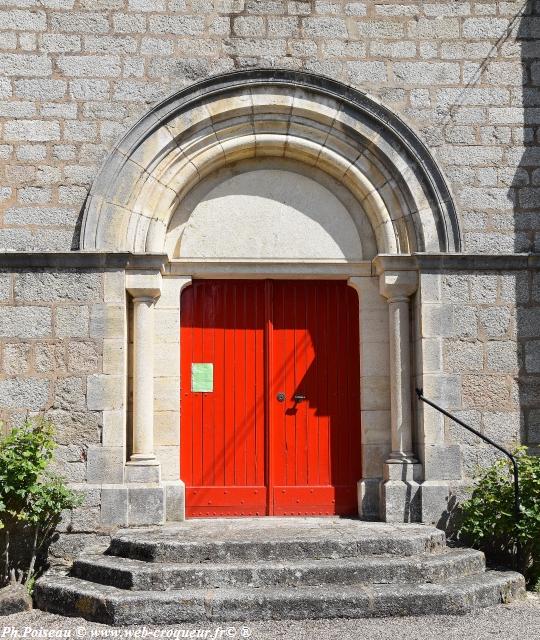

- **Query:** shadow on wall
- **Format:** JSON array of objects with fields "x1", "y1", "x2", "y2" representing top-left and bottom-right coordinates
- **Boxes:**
[
  {"x1": 516, "y1": 0, "x2": 540, "y2": 456},
  {"x1": 435, "y1": 2, "x2": 539, "y2": 533},
  {"x1": 70, "y1": 195, "x2": 86, "y2": 251}
]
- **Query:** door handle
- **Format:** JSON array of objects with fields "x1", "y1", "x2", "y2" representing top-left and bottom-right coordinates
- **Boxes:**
[{"x1": 294, "y1": 394, "x2": 307, "y2": 403}]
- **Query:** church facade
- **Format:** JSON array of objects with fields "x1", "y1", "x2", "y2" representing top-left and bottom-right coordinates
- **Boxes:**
[{"x1": 0, "y1": 0, "x2": 538, "y2": 531}]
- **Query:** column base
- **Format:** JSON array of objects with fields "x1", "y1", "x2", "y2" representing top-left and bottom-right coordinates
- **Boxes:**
[
  {"x1": 380, "y1": 461, "x2": 423, "y2": 523},
  {"x1": 125, "y1": 461, "x2": 161, "y2": 483},
  {"x1": 129, "y1": 453, "x2": 159, "y2": 463},
  {"x1": 98, "y1": 480, "x2": 186, "y2": 527}
]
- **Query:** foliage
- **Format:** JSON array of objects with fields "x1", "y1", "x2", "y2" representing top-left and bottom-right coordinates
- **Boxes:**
[
  {"x1": 0, "y1": 418, "x2": 82, "y2": 589},
  {"x1": 458, "y1": 447, "x2": 540, "y2": 587}
]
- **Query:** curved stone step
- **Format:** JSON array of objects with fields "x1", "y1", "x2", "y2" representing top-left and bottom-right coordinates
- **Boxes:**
[
  {"x1": 34, "y1": 570, "x2": 525, "y2": 625},
  {"x1": 109, "y1": 520, "x2": 446, "y2": 563},
  {"x1": 72, "y1": 548, "x2": 485, "y2": 590}
]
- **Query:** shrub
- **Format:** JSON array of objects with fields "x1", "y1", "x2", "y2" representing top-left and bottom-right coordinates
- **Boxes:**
[
  {"x1": 0, "y1": 418, "x2": 82, "y2": 590},
  {"x1": 458, "y1": 447, "x2": 540, "y2": 588}
]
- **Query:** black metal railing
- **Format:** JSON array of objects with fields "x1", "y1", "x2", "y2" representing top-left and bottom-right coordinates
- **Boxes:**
[{"x1": 415, "y1": 388, "x2": 521, "y2": 568}]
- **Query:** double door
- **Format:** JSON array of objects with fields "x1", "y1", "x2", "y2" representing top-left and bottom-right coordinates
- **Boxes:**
[{"x1": 180, "y1": 279, "x2": 361, "y2": 517}]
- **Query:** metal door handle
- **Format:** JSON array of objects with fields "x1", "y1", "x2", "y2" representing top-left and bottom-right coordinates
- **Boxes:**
[{"x1": 294, "y1": 394, "x2": 306, "y2": 403}]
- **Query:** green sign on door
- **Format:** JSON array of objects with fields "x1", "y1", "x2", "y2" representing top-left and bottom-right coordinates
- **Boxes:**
[{"x1": 191, "y1": 363, "x2": 214, "y2": 392}]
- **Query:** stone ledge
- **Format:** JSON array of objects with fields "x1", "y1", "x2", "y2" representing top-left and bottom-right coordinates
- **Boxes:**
[
  {"x1": 0, "y1": 251, "x2": 540, "y2": 276},
  {"x1": 414, "y1": 253, "x2": 534, "y2": 271},
  {"x1": 0, "y1": 252, "x2": 536, "y2": 273},
  {"x1": 0, "y1": 252, "x2": 167, "y2": 270}
]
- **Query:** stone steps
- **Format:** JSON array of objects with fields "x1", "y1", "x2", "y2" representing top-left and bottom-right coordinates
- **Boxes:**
[
  {"x1": 34, "y1": 518, "x2": 526, "y2": 624},
  {"x1": 34, "y1": 571, "x2": 525, "y2": 625},
  {"x1": 108, "y1": 521, "x2": 447, "y2": 562},
  {"x1": 71, "y1": 548, "x2": 485, "y2": 590}
]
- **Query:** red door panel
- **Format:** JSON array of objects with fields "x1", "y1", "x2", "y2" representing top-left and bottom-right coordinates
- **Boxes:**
[
  {"x1": 270, "y1": 281, "x2": 361, "y2": 516},
  {"x1": 180, "y1": 279, "x2": 361, "y2": 517},
  {"x1": 180, "y1": 281, "x2": 267, "y2": 517}
]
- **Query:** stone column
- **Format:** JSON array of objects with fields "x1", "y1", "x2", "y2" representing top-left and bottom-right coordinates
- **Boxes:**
[
  {"x1": 377, "y1": 262, "x2": 423, "y2": 522},
  {"x1": 126, "y1": 271, "x2": 162, "y2": 483},
  {"x1": 385, "y1": 288, "x2": 416, "y2": 463}
]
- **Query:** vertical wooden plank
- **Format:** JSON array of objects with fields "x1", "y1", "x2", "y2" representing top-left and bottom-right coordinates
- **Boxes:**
[
  {"x1": 270, "y1": 280, "x2": 280, "y2": 497},
  {"x1": 271, "y1": 280, "x2": 288, "y2": 500},
  {"x1": 254, "y1": 282, "x2": 266, "y2": 514},
  {"x1": 214, "y1": 281, "x2": 225, "y2": 489},
  {"x1": 259, "y1": 283, "x2": 267, "y2": 491},
  {"x1": 245, "y1": 282, "x2": 256, "y2": 486},
  {"x1": 344, "y1": 284, "x2": 353, "y2": 485},
  {"x1": 265, "y1": 279, "x2": 272, "y2": 515},
  {"x1": 201, "y1": 283, "x2": 214, "y2": 487},
  {"x1": 326, "y1": 282, "x2": 339, "y2": 489},
  {"x1": 334, "y1": 281, "x2": 346, "y2": 488},
  {"x1": 294, "y1": 282, "x2": 308, "y2": 489},
  {"x1": 180, "y1": 285, "x2": 194, "y2": 488},
  {"x1": 305, "y1": 282, "x2": 319, "y2": 487},
  {"x1": 234, "y1": 282, "x2": 246, "y2": 487},
  {"x1": 317, "y1": 282, "x2": 330, "y2": 487},
  {"x1": 348, "y1": 285, "x2": 362, "y2": 487},
  {"x1": 223, "y1": 282, "x2": 236, "y2": 491},
  {"x1": 284, "y1": 282, "x2": 297, "y2": 491},
  {"x1": 191, "y1": 283, "x2": 204, "y2": 487}
]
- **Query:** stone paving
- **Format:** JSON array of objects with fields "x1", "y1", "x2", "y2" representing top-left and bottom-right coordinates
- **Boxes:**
[{"x1": 2, "y1": 595, "x2": 539, "y2": 640}]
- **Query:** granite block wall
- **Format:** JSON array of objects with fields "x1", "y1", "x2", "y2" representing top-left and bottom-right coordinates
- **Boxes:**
[
  {"x1": 0, "y1": 0, "x2": 536, "y2": 255},
  {"x1": 0, "y1": 0, "x2": 539, "y2": 530},
  {"x1": 0, "y1": 267, "x2": 127, "y2": 528}
]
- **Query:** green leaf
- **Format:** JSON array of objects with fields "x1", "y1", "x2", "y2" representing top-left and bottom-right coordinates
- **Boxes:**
[{"x1": 457, "y1": 448, "x2": 540, "y2": 587}]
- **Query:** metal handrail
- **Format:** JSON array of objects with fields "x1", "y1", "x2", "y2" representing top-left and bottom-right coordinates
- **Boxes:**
[{"x1": 415, "y1": 388, "x2": 521, "y2": 569}]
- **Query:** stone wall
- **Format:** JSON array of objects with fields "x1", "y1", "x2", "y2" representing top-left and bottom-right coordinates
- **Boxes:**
[
  {"x1": 0, "y1": 270, "x2": 104, "y2": 441},
  {"x1": 0, "y1": 0, "x2": 536, "y2": 255},
  {"x1": 416, "y1": 259, "x2": 540, "y2": 487},
  {"x1": 0, "y1": 0, "x2": 539, "y2": 531},
  {"x1": 0, "y1": 263, "x2": 129, "y2": 530}
]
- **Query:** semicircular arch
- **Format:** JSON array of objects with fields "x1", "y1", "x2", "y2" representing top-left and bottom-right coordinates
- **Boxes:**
[{"x1": 80, "y1": 69, "x2": 460, "y2": 256}]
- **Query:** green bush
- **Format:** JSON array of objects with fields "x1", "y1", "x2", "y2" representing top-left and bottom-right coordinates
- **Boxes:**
[
  {"x1": 458, "y1": 447, "x2": 540, "y2": 588},
  {"x1": 0, "y1": 418, "x2": 82, "y2": 589}
]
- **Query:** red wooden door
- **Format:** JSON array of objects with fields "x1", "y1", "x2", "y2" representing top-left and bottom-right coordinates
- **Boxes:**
[
  {"x1": 180, "y1": 281, "x2": 267, "y2": 517},
  {"x1": 270, "y1": 281, "x2": 361, "y2": 515},
  {"x1": 180, "y1": 280, "x2": 361, "y2": 517}
]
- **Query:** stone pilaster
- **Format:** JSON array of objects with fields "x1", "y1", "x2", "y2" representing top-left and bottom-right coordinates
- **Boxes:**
[
  {"x1": 125, "y1": 270, "x2": 162, "y2": 484},
  {"x1": 375, "y1": 257, "x2": 422, "y2": 522}
]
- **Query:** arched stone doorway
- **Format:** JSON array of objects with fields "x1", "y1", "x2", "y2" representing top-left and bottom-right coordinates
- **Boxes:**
[
  {"x1": 82, "y1": 70, "x2": 460, "y2": 522},
  {"x1": 80, "y1": 69, "x2": 459, "y2": 255}
]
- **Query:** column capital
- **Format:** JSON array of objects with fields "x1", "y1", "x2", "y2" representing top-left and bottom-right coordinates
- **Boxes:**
[
  {"x1": 378, "y1": 270, "x2": 418, "y2": 301},
  {"x1": 126, "y1": 269, "x2": 162, "y2": 299}
]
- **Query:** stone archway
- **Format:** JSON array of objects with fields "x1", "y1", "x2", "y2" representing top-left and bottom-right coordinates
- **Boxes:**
[
  {"x1": 80, "y1": 69, "x2": 460, "y2": 256},
  {"x1": 87, "y1": 70, "x2": 461, "y2": 523}
]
